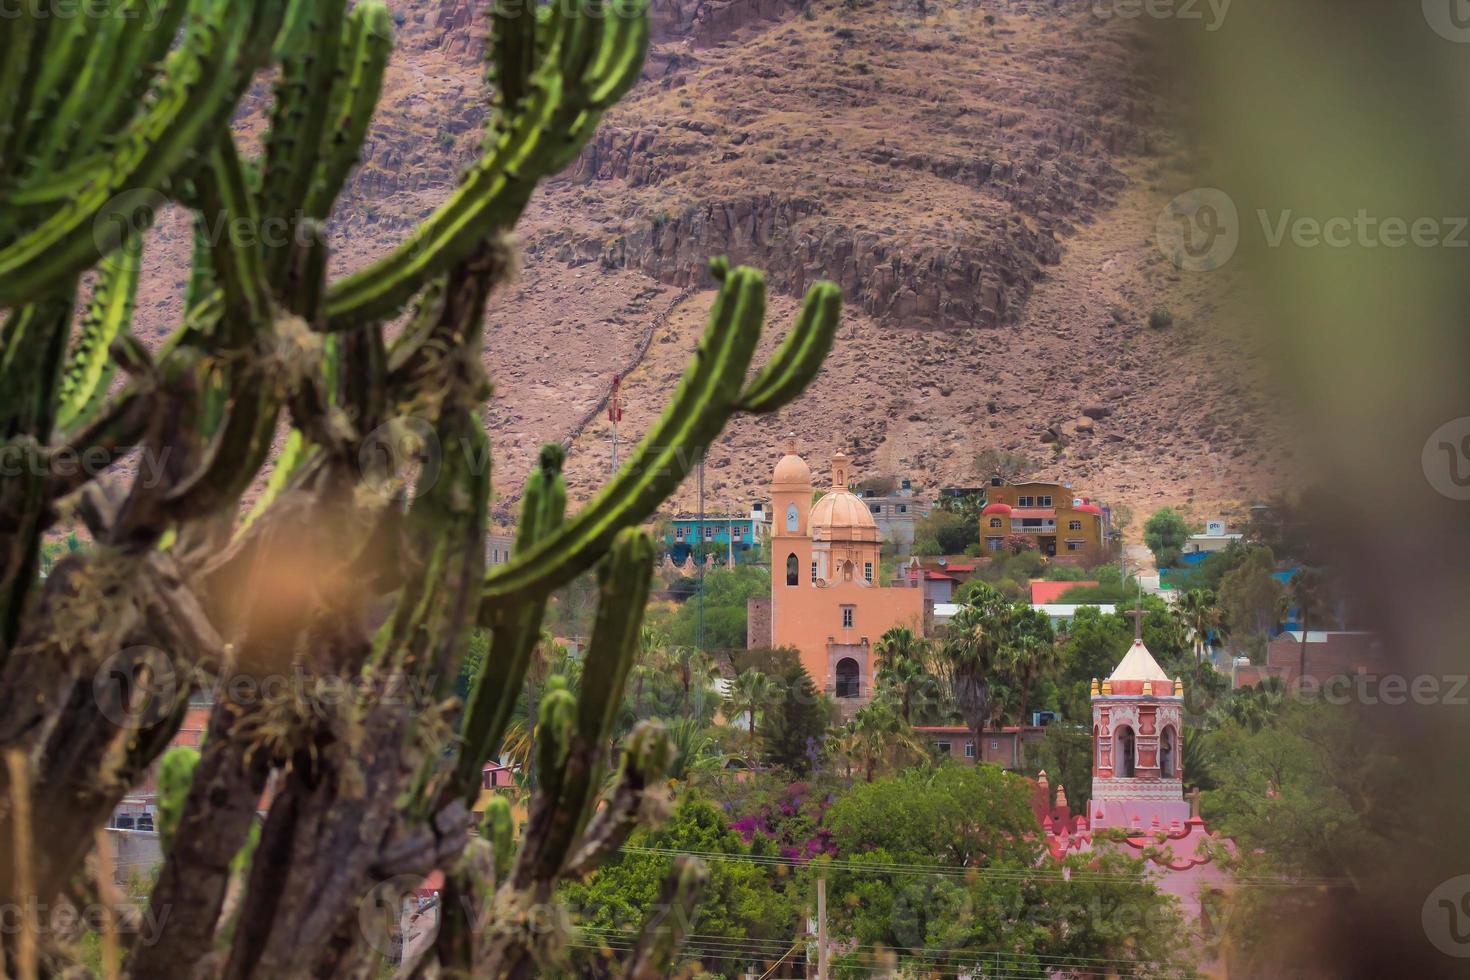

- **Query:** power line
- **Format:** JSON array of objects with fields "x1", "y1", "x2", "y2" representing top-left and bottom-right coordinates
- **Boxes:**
[{"x1": 620, "y1": 844, "x2": 1345, "y2": 888}]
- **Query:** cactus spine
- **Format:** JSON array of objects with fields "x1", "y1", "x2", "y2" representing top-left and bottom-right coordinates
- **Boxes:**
[{"x1": 0, "y1": 1, "x2": 840, "y2": 976}]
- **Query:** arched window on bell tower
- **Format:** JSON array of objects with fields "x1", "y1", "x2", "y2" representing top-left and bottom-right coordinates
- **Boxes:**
[
  {"x1": 1116, "y1": 724, "x2": 1136, "y2": 777},
  {"x1": 786, "y1": 553, "x2": 799, "y2": 586},
  {"x1": 1160, "y1": 726, "x2": 1177, "y2": 778}
]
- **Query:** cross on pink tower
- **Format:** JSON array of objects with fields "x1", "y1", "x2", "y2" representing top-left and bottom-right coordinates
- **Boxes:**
[{"x1": 1123, "y1": 600, "x2": 1146, "y2": 642}]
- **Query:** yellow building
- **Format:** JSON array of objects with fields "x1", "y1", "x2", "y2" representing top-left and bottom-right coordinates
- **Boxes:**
[{"x1": 979, "y1": 479, "x2": 1110, "y2": 562}]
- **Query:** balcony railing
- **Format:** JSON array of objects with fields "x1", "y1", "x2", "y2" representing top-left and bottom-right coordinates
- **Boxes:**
[{"x1": 1012, "y1": 522, "x2": 1057, "y2": 534}]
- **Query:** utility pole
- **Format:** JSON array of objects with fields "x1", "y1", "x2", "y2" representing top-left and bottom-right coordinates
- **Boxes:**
[
  {"x1": 696, "y1": 454, "x2": 705, "y2": 653},
  {"x1": 607, "y1": 373, "x2": 623, "y2": 473},
  {"x1": 816, "y1": 876, "x2": 828, "y2": 980}
]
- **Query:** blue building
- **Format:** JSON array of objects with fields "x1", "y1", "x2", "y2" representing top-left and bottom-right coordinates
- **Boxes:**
[{"x1": 665, "y1": 505, "x2": 770, "y2": 565}]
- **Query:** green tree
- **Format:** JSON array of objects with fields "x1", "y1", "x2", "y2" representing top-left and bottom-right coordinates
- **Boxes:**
[
  {"x1": 1286, "y1": 567, "x2": 1329, "y2": 690},
  {"x1": 760, "y1": 665, "x2": 829, "y2": 774},
  {"x1": 667, "y1": 563, "x2": 770, "y2": 652},
  {"x1": 561, "y1": 793, "x2": 796, "y2": 977},
  {"x1": 726, "y1": 669, "x2": 777, "y2": 764},
  {"x1": 1144, "y1": 507, "x2": 1192, "y2": 568},
  {"x1": 1218, "y1": 545, "x2": 1284, "y2": 657},
  {"x1": 821, "y1": 767, "x2": 1192, "y2": 977},
  {"x1": 838, "y1": 699, "x2": 931, "y2": 783},
  {"x1": 935, "y1": 584, "x2": 1012, "y2": 749},
  {"x1": 973, "y1": 448, "x2": 1036, "y2": 482},
  {"x1": 1035, "y1": 723, "x2": 1092, "y2": 812},
  {"x1": 1173, "y1": 588, "x2": 1227, "y2": 662},
  {"x1": 876, "y1": 653, "x2": 939, "y2": 725},
  {"x1": 912, "y1": 508, "x2": 979, "y2": 555}
]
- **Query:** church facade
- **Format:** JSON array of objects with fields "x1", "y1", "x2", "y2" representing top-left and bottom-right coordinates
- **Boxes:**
[{"x1": 747, "y1": 440, "x2": 927, "y2": 702}]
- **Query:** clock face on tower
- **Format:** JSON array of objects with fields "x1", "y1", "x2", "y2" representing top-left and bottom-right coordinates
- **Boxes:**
[{"x1": 786, "y1": 503, "x2": 799, "y2": 532}]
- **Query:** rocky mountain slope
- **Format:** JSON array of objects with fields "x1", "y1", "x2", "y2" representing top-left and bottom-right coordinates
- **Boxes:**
[{"x1": 130, "y1": 0, "x2": 1286, "y2": 528}]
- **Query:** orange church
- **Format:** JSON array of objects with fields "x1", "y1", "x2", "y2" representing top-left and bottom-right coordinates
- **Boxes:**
[{"x1": 747, "y1": 440, "x2": 928, "y2": 704}]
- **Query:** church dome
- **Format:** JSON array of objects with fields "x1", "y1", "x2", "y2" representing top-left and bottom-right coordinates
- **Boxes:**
[
  {"x1": 773, "y1": 452, "x2": 812, "y2": 489},
  {"x1": 809, "y1": 489, "x2": 878, "y2": 531}
]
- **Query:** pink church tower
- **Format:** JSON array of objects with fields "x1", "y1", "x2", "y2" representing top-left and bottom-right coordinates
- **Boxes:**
[{"x1": 1089, "y1": 607, "x2": 1188, "y2": 830}]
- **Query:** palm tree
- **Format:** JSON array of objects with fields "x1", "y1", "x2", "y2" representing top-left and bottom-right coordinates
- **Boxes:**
[
  {"x1": 844, "y1": 700, "x2": 927, "y2": 782},
  {"x1": 664, "y1": 717, "x2": 726, "y2": 781},
  {"x1": 874, "y1": 626, "x2": 926, "y2": 672},
  {"x1": 876, "y1": 654, "x2": 932, "y2": 724},
  {"x1": 1287, "y1": 568, "x2": 1327, "y2": 692},
  {"x1": 671, "y1": 645, "x2": 716, "y2": 720},
  {"x1": 1174, "y1": 588, "x2": 1227, "y2": 663},
  {"x1": 725, "y1": 669, "x2": 776, "y2": 765},
  {"x1": 935, "y1": 586, "x2": 1012, "y2": 751},
  {"x1": 995, "y1": 608, "x2": 1060, "y2": 730}
]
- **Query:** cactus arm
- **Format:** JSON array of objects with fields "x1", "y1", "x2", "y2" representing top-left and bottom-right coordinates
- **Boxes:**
[
  {"x1": 302, "y1": 1, "x2": 392, "y2": 223},
  {"x1": 563, "y1": 720, "x2": 671, "y2": 878},
  {"x1": 735, "y1": 279, "x2": 842, "y2": 413},
  {"x1": 157, "y1": 746, "x2": 202, "y2": 854},
  {"x1": 259, "y1": 0, "x2": 347, "y2": 285},
  {"x1": 322, "y1": 70, "x2": 564, "y2": 330},
  {"x1": 194, "y1": 132, "x2": 270, "y2": 343},
  {"x1": 452, "y1": 445, "x2": 567, "y2": 803},
  {"x1": 322, "y1": 0, "x2": 650, "y2": 331},
  {"x1": 0, "y1": 0, "x2": 262, "y2": 308},
  {"x1": 623, "y1": 856, "x2": 709, "y2": 980},
  {"x1": 477, "y1": 262, "x2": 766, "y2": 610},
  {"x1": 515, "y1": 528, "x2": 654, "y2": 886},
  {"x1": 54, "y1": 239, "x2": 144, "y2": 434},
  {"x1": 0, "y1": 12, "x2": 50, "y2": 184},
  {"x1": 485, "y1": 0, "x2": 543, "y2": 138}
]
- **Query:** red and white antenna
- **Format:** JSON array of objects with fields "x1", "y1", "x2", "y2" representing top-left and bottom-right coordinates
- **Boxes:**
[{"x1": 608, "y1": 374, "x2": 624, "y2": 471}]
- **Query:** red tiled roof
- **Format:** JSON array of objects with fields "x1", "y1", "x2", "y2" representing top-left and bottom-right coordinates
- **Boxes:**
[{"x1": 1030, "y1": 580, "x2": 1099, "y2": 604}]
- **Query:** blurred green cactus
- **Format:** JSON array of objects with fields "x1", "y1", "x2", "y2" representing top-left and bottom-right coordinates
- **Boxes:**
[{"x1": 0, "y1": 1, "x2": 837, "y2": 976}]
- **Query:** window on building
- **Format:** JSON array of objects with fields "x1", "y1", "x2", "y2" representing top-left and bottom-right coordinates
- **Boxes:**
[
  {"x1": 1068, "y1": 520, "x2": 1082, "y2": 530},
  {"x1": 936, "y1": 741, "x2": 952, "y2": 754},
  {"x1": 733, "y1": 526, "x2": 742, "y2": 539},
  {"x1": 786, "y1": 553, "x2": 799, "y2": 586},
  {"x1": 674, "y1": 527, "x2": 684, "y2": 541},
  {"x1": 1161, "y1": 726, "x2": 1178, "y2": 778},
  {"x1": 864, "y1": 561, "x2": 873, "y2": 583},
  {"x1": 1017, "y1": 495, "x2": 1034, "y2": 507},
  {"x1": 811, "y1": 560, "x2": 818, "y2": 582},
  {"x1": 898, "y1": 504, "x2": 908, "y2": 513},
  {"x1": 990, "y1": 740, "x2": 999, "y2": 751},
  {"x1": 870, "y1": 503, "x2": 881, "y2": 514},
  {"x1": 1066, "y1": 539, "x2": 1084, "y2": 551},
  {"x1": 704, "y1": 526, "x2": 714, "y2": 540},
  {"x1": 1117, "y1": 724, "x2": 1136, "y2": 777},
  {"x1": 835, "y1": 657, "x2": 860, "y2": 698},
  {"x1": 989, "y1": 517, "x2": 1002, "y2": 528},
  {"x1": 1038, "y1": 495, "x2": 1053, "y2": 506},
  {"x1": 964, "y1": 741, "x2": 975, "y2": 758},
  {"x1": 841, "y1": 606, "x2": 854, "y2": 628},
  {"x1": 986, "y1": 536, "x2": 1003, "y2": 551}
]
